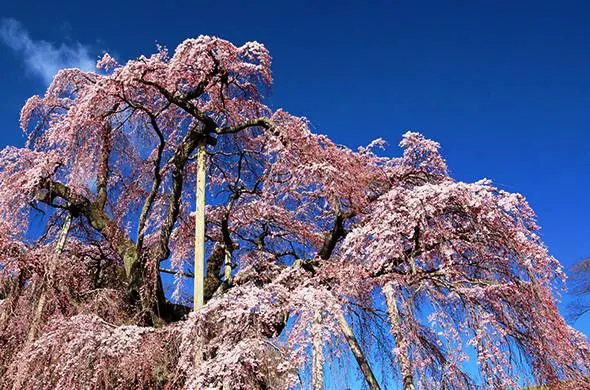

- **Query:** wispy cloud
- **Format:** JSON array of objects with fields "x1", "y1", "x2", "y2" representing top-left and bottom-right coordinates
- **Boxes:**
[{"x1": 0, "y1": 18, "x2": 96, "y2": 84}]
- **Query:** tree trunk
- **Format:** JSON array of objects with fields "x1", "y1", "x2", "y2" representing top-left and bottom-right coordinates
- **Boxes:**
[
  {"x1": 336, "y1": 311, "x2": 381, "y2": 390},
  {"x1": 312, "y1": 309, "x2": 324, "y2": 390},
  {"x1": 383, "y1": 283, "x2": 415, "y2": 390},
  {"x1": 194, "y1": 139, "x2": 207, "y2": 311}
]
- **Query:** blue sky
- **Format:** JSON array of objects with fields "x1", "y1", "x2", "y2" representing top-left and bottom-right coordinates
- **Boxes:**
[{"x1": 1, "y1": 0, "x2": 589, "y2": 362}]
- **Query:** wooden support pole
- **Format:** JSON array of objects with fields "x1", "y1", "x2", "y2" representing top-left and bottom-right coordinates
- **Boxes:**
[
  {"x1": 312, "y1": 309, "x2": 324, "y2": 389},
  {"x1": 383, "y1": 283, "x2": 415, "y2": 390},
  {"x1": 193, "y1": 139, "x2": 207, "y2": 311}
]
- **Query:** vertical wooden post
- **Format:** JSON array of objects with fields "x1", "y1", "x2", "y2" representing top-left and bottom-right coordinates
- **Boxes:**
[
  {"x1": 312, "y1": 309, "x2": 324, "y2": 390},
  {"x1": 55, "y1": 213, "x2": 73, "y2": 254},
  {"x1": 193, "y1": 138, "x2": 207, "y2": 311}
]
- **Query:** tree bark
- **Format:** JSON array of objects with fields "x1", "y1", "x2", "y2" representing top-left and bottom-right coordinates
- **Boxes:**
[{"x1": 383, "y1": 283, "x2": 415, "y2": 390}]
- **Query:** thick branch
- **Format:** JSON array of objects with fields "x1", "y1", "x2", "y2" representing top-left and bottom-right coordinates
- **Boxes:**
[
  {"x1": 159, "y1": 268, "x2": 194, "y2": 279},
  {"x1": 137, "y1": 113, "x2": 166, "y2": 251},
  {"x1": 215, "y1": 117, "x2": 278, "y2": 136},
  {"x1": 36, "y1": 179, "x2": 140, "y2": 293},
  {"x1": 155, "y1": 126, "x2": 209, "y2": 263},
  {"x1": 318, "y1": 212, "x2": 349, "y2": 260},
  {"x1": 137, "y1": 79, "x2": 217, "y2": 129}
]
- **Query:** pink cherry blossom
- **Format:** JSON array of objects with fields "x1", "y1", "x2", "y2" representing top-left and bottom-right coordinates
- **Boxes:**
[{"x1": 0, "y1": 35, "x2": 588, "y2": 390}]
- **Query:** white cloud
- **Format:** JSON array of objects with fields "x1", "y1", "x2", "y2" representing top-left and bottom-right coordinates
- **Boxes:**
[{"x1": 0, "y1": 18, "x2": 95, "y2": 84}]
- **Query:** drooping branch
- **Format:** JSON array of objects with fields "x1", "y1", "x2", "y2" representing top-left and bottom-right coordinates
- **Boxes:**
[
  {"x1": 218, "y1": 155, "x2": 249, "y2": 287},
  {"x1": 136, "y1": 111, "x2": 166, "y2": 252},
  {"x1": 315, "y1": 211, "x2": 382, "y2": 389},
  {"x1": 27, "y1": 211, "x2": 73, "y2": 342},
  {"x1": 336, "y1": 312, "x2": 381, "y2": 390},
  {"x1": 155, "y1": 125, "x2": 208, "y2": 263}
]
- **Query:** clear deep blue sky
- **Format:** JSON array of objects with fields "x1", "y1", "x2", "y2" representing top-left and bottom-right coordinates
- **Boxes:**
[{"x1": 1, "y1": 0, "x2": 589, "y2": 336}]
